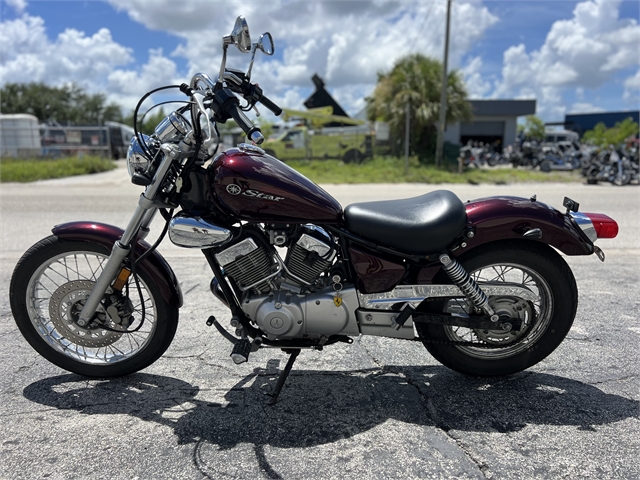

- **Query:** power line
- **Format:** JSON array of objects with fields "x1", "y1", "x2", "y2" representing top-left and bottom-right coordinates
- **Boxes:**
[{"x1": 410, "y1": 1, "x2": 436, "y2": 53}]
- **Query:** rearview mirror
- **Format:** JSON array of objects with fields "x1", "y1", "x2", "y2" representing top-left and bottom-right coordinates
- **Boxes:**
[
  {"x1": 227, "y1": 16, "x2": 251, "y2": 53},
  {"x1": 258, "y1": 32, "x2": 274, "y2": 56}
]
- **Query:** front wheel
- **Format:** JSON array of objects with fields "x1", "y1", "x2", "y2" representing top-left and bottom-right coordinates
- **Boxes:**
[
  {"x1": 10, "y1": 236, "x2": 179, "y2": 377},
  {"x1": 415, "y1": 241, "x2": 578, "y2": 376}
]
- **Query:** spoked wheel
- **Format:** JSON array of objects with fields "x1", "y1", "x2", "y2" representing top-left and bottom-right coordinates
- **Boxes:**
[
  {"x1": 416, "y1": 241, "x2": 578, "y2": 376},
  {"x1": 10, "y1": 236, "x2": 178, "y2": 377}
]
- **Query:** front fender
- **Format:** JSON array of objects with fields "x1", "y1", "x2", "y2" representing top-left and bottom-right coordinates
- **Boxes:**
[
  {"x1": 52, "y1": 221, "x2": 183, "y2": 308},
  {"x1": 464, "y1": 196, "x2": 593, "y2": 256}
]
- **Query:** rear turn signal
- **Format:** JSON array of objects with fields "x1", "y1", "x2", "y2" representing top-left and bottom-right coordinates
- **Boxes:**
[{"x1": 584, "y1": 213, "x2": 619, "y2": 239}]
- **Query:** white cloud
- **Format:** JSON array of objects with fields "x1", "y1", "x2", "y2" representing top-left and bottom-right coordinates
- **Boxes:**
[
  {"x1": 569, "y1": 102, "x2": 605, "y2": 114},
  {"x1": 493, "y1": 0, "x2": 640, "y2": 119},
  {"x1": 5, "y1": 0, "x2": 27, "y2": 13},
  {"x1": 461, "y1": 57, "x2": 492, "y2": 98},
  {"x1": 623, "y1": 69, "x2": 640, "y2": 104},
  {"x1": 104, "y1": 0, "x2": 499, "y2": 115},
  {"x1": 1, "y1": 14, "x2": 133, "y2": 90}
]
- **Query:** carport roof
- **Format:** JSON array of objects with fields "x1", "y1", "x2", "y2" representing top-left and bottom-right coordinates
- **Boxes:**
[{"x1": 470, "y1": 99, "x2": 536, "y2": 117}]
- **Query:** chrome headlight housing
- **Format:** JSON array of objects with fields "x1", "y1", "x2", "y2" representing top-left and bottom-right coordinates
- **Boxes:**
[
  {"x1": 154, "y1": 111, "x2": 191, "y2": 143},
  {"x1": 126, "y1": 135, "x2": 158, "y2": 178}
]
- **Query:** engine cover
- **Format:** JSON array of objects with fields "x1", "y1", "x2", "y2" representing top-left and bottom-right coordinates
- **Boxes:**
[{"x1": 243, "y1": 287, "x2": 360, "y2": 340}]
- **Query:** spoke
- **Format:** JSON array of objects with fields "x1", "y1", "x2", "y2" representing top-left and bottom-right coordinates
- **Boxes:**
[
  {"x1": 40, "y1": 271, "x2": 63, "y2": 290},
  {"x1": 35, "y1": 279, "x2": 56, "y2": 296},
  {"x1": 109, "y1": 343, "x2": 127, "y2": 357},
  {"x1": 63, "y1": 256, "x2": 71, "y2": 282}
]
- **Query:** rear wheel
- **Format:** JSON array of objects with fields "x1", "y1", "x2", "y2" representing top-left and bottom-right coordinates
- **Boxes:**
[
  {"x1": 10, "y1": 236, "x2": 179, "y2": 377},
  {"x1": 415, "y1": 242, "x2": 577, "y2": 376}
]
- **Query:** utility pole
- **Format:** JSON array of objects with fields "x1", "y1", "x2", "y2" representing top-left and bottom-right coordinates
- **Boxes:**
[
  {"x1": 404, "y1": 99, "x2": 410, "y2": 175},
  {"x1": 435, "y1": 0, "x2": 452, "y2": 168}
]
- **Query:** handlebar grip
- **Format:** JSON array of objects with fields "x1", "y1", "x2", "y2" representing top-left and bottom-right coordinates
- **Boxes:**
[
  {"x1": 259, "y1": 95, "x2": 282, "y2": 116},
  {"x1": 228, "y1": 101, "x2": 264, "y2": 145}
]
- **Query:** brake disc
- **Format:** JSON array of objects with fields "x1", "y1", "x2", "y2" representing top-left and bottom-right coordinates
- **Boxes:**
[{"x1": 48, "y1": 280, "x2": 123, "y2": 348}]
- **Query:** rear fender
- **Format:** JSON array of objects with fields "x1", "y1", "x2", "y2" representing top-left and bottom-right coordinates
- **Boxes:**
[
  {"x1": 52, "y1": 221, "x2": 183, "y2": 308},
  {"x1": 416, "y1": 196, "x2": 593, "y2": 285},
  {"x1": 463, "y1": 196, "x2": 593, "y2": 256}
]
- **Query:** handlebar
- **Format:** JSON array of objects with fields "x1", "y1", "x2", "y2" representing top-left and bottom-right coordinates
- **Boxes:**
[
  {"x1": 228, "y1": 103, "x2": 265, "y2": 145},
  {"x1": 258, "y1": 94, "x2": 282, "y2": 116},
  {"x1": 209, "y1": 87, "x2": 264, "y2": 145}
]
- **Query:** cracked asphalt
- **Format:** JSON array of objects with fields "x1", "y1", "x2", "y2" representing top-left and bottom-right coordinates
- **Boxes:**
[{"x1": 1, "y1": 164, "x2": 638, "y2": 479}]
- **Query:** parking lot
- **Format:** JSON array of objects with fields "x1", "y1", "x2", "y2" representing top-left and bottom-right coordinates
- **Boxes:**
[{"x1": 1, "y1": 166, "x2": 638, "y2": 479}]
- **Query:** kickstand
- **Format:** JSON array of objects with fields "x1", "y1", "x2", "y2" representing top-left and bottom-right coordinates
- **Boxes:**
[{"x1": 266, "y1": 349, "x2": 300, "y2": 405}]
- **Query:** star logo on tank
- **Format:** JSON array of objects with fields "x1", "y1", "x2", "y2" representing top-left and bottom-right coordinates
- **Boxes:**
[{"x1": 226, "y1": 184, "x2": 242, "y2": 195}]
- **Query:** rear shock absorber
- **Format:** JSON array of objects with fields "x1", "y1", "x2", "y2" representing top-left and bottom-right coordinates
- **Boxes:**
[{"x1": 439, "y1": 253, "x2": 497, "y2": 320}]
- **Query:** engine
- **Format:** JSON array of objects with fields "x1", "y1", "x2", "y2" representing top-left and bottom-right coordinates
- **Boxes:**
[{"x1": 213, "y1": 225, "x2": 359, "y2": 340}]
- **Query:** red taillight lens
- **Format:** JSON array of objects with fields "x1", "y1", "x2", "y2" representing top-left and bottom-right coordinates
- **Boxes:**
[{"x1": 584, "y1": 213, "x2": 619, "y2": 238}]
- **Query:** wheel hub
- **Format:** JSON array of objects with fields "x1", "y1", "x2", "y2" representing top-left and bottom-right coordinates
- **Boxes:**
[
  {"x1": 49, "y1": 280, "x2": 123, "y2": 348},
  {"x1": 474, "y1": 296, "x2": 533, "y2": 345}
]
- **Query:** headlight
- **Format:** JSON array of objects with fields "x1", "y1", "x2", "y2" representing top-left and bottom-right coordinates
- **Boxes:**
[
  {"x1": 154, "y1": 112, "x2": 191, "y2": 143},
  {"x1": 126, "y1": 135, "x2": 158, "y2": 178}
]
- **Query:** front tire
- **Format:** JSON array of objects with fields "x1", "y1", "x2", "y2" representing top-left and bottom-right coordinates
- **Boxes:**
[
  {"x1": 415, "y1": 241, "x2": 578, "y2": 376},
  {"x1": 10, "y1": 236, "x2": 179, "y2": 377}
]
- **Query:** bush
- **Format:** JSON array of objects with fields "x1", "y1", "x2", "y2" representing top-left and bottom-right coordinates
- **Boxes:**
[{"x1": 0, "y1": 156, "x2": 117, "y2": 182}]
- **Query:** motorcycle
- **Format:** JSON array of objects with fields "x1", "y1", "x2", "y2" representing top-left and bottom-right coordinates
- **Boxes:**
[{"x1": 10, "y1": 17, "x2": 620, "y2": 403}]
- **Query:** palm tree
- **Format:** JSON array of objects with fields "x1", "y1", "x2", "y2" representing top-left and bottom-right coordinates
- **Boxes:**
[{"x1": 367, "y1": 54, "x2": 471, "y2": 160}]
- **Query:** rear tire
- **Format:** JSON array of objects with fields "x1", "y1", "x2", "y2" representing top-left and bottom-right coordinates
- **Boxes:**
[
  {"x1": 10, "y1": 236, "x2": 179, "y2": 377},
  {"x1": 415, "y1": 241, "x2": 577, "y2": 376}
]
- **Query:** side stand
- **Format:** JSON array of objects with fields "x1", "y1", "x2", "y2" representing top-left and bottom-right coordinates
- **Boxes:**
[{"x1": 266, "y1": 349, "x2": 300, "y2": 405}]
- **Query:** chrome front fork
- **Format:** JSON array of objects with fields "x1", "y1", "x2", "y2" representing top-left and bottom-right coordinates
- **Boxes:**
[
  {"x1": 76, "y1": 206, "x2": 157, "y2": 326},
  {"x1": 77, "y1": 144, "x2": 179, "y2": 326}
]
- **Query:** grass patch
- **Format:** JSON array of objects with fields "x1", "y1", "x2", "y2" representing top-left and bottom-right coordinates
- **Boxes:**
[
  {"x1": 287, "y1": 156, "x2": 582, "y2": 184},
  {"x1": 0, "y1": 156, "x2": 117, "y2": 183}
]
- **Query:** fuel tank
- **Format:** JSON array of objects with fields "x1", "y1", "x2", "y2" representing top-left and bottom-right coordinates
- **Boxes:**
[{"x1": 210, "y1": 146, "x2": 343, "y2": 223}]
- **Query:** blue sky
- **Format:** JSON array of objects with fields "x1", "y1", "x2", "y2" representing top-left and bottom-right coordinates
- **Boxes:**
[{"x1": 1, "y1": 0, "x2": 639, "y2": 122}]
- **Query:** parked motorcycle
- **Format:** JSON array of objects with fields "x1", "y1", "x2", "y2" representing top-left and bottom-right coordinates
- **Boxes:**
[
  {"x1": 585, "y1": 148, "x2": 639, "y2": 186},
  {"x1": 10, "y1": 17, "x2": 620, "y2": 403}
]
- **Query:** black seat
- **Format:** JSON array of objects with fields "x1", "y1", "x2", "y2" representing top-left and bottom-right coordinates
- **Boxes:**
[{"x1": 344, "y1": 190, "x2": 467, "y2": 255}]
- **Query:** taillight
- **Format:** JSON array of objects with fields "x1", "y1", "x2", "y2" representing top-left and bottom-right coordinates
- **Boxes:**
[{"x1": 584, "y1": 213, "x2": 619, "y2": 239}]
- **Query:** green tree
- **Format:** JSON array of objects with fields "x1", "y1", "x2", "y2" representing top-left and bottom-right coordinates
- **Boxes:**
[
  {"x1": 583, "y1": 118, "x2": 639, "y2": 147},
  {"x1": 0, "y1": 82, "x2": 123, "y2": 125},
  {"x1": 521, "y1": 115, "x2": 545, "y2": 140},
  {"x1": 123, "y1": 108, "x2": 168, "y2": 135},
  {"x1": 366, "y1": 53, "x2": 472, "y2": 161}
]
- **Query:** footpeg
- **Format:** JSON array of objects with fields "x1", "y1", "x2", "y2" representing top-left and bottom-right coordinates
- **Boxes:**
[
  {"x1": 392, "y1": 305, "x2": 415, "y2": 330},
  {"x1": 230, "y1": 339, "x2": 252, "y2": 364}
]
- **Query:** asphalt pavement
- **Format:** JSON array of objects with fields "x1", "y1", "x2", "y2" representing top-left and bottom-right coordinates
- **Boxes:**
[{"x1": 0, "y1": 164, "x2": 638, "y2": 479}]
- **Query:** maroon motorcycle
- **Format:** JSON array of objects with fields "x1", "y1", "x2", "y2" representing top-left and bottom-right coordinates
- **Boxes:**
[{"x1": 10, "y1": 18, "x2": 619, "y2": 402}]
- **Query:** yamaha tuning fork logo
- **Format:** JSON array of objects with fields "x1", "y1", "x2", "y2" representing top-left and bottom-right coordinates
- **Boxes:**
[
  {"x1": 226, "y1": 184, "x2": 242, "y2": 195},
  {"x1": 226, "y1": 184, "x2": 285, "y2": 202}
]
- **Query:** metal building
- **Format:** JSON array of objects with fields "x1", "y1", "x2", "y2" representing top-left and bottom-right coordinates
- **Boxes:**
[
  {"x1": 564, "y1": 110, "x2": 639, "y2": 138},
  {"x1": 444, "y1": 100, "x2": 536, "y2": 149}
]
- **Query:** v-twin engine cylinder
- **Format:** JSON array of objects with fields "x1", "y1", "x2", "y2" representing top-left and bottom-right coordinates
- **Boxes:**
[{"x1": 242, "y1": 287, "x2": 360, "y2": 340}]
